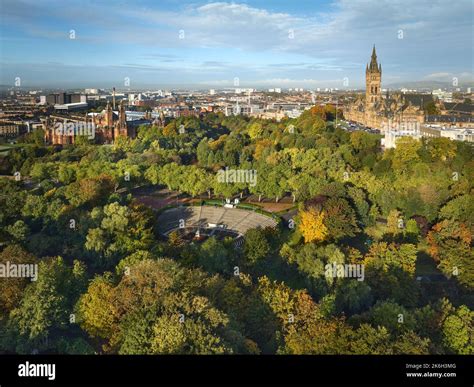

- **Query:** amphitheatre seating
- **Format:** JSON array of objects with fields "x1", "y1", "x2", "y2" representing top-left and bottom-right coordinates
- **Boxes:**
[{"x1": 157, "y1": 206, "x2": 277, "y2": 236}]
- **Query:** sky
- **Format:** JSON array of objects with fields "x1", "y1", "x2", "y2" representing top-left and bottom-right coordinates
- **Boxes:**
[{"x1": 0, "y1": 0, "x2": 472, "y2": 89}]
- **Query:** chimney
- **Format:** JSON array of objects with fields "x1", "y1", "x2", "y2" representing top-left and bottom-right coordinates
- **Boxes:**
[{"x1": 113, "y1": 87, "x2": 116, "y2": 110}]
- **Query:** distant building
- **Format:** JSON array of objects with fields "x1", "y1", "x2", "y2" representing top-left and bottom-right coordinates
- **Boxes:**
[
  {"x1": 432, "y1": 89, "x2": 453, "y2": 102},
  {"x1": 0, "y1": 122, "x2": 22, "y2": 137},
  {"x1": 0, "y1": 118, "x2": 42, "y2": 137},
  {"x1": 54, "y1": 102, "x2": 88, "y2": 111},
  {"x1": 343, "y1": 46, "x2": 472, "y2": 131},
  {"x1": 44, "y1": 92, "x2": 85, "y2": 105},
  {"x1": 421, "y1": 125, "x2": 474, "y2": 142},
  {"x1": 44, "y1": 100, "x2": 135, "y2": 145}
]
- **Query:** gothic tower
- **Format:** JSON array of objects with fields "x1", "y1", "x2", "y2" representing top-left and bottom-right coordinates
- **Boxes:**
[
  {"x1": 365, "y1": 45, "x2": 382, "y2": 109},
  {"x1": 105, "y1": 101, "x2": 113, "y2": 129},
  {"x1": 114, "y1": 99, "x2": 128, "y2": 140}
]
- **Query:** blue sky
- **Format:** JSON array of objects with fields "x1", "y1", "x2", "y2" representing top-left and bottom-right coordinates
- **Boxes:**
[{"x1": 0, "y1": 0, "x2": 472, "y2": 89}]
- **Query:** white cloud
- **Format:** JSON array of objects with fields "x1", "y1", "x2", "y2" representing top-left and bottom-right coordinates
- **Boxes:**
[{"x1": 1, "y1": 0, "x2": 472, "y2": 87}]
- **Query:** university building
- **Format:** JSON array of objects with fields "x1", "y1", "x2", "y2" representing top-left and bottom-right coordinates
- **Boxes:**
[{"x1": 344, "y1": 46, "x2": 473, "y2": 132}]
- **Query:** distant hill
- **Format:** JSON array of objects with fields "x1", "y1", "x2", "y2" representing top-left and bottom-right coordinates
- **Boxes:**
[{"x1": 386, "y1": 80, "x2": 474, "y2": 90}]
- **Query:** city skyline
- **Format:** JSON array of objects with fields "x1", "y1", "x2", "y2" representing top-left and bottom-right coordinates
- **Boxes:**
[{"x1": 1, "y1": 0, "x2": 473, "y2": 89}]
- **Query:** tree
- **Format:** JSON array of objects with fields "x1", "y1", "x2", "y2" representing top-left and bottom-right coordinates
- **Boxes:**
[
  {"x1": 85, "y1": 202, "x2": 154, "y2": 265},
  {"x1": 113, "y1": 136, "x2": 133, "y2": 152},
  {"x1": 30, "y1": 163, "x2": 53, "y2": 182},
  {"x1": 168, "y1": 230, "x2": 185, "y2": 247},
  {"x1": 85, "y1": 228, "x2": 107, "y2": 254},
  {"x1": 248, "y1": 122, "x2": 264, "y2": 139},
  {"x1": 427, "y1": 220, "x2": 474, "y2": 288},
  {"x1": 344, "y1": 324, "x2": 391, "y2": 354},
  {"x1": 149, "y1": 296, "x2": 232, "y2": 354},
  {"x1": 118, "y1": 308, "x2": 157, "y2": 354},
  {"x1": 25, "y1": 128, "x2": 45, "y2": 146},
  {"x1": 386, "y1": 209, "x2": 403, "y2": 234},
  {"x1": 298, "y1": 207, "x2": 328, "y2": 243},
  {"x1": 322, "y1": 197, "x2": 359, "y2": 240},
  {"x1": 347, "y1": 186, "x2": 370, "y2": 226},
  {"x1": 198, "y1": 237, "x2": 232, "y2": 274},
  {"x1": 0, "y1": 245, "x2": 37, "y2": 315},
  {"x1": 391, "y1": 331, "x2": 430, "y2": 354},
  {"x1": 350, "y1": 131, "x2": 378, "y2": 153},
  {"x1": 334, "y1": 280, "x2": 373, "y2": 315},
  {"x1": 254, "y1": 139, "x2": 273, "y2": 161},
  {"x1": 22, "y1": 194, "x2": 47, "y2": 219},
  {"x1": 101, "y1": 202, "x2": 129, "y2": 233},
  {"x1": 65, "y1": 175, "x2": 115, "y2": 207},
  {"x1": 163, "y1": 121, "x2": 178, "y2": 136},
  {"x1": 4, "y1": 220, "x2": 30, "y2": 242},
  {"x1": 404, "y1": 219, "x2": 420, "y2": 243},
  {"x1": 256, "y1": 279, "x2": 350, "y2": 354},
  {"x1": 182, "y1": 166, "x2": 210, "y2": 197},
  {"x1": 77, "y1": 259, "x2": 242, "y2": 354},
  {"x1": 439, "y1": 194, "x2": 474, "y2": 227},
  {"x1": 423, "y1": 100, "x2": 439, "y2": 115},
  {"x1": 440, "y1": 301, "x2": 473, "y2": 354},
  {"x1": 244, "y1": 228, "x2": 270, "y2": 264},
  {"x1": 364, "y1": 242, "x2": 417, "y2": 276},
  {"x1": 115, "y1": 250, "x2": 156, "y2": 276},
  {"x1": 288, "y1": 173, "x2": 318, "y2": 202},
  {"x1": 424, "y1": 137, "x2": 456, "y2": 161},
  {"x1": 342, "y1": 323, "x2": 429, "y2": 355},
  {"x1": 0, "y1": 180, "x2": 26, "y2": 227},
  {"x1": 197, "y1": 139, "x2": 211, "y2": 167},
  {"x1": 144, "y1": 165, "x2": 160, "y2": 185},
  {"x1": 10, "y1": 257, "x2": 86, "y2": 347},
  {"x1": 76, "y1": 275, "x2": 116, "y2": 340},
  {"x1": 368, "y1": 300, "x2": 416, "y2": 334},
  {"x1": 391, "y1": 137, "x2": 421, "y2": 174},
  {"x1": 55, "y1": 337, "x2": 95, "y2": 354}
]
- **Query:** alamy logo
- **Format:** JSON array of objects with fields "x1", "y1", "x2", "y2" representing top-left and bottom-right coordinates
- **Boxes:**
[
  {"x1": 18, "y1": 361, "x2": 55, "y2": 381},
  {"x1": 0, "y1": 261, "x2": 38, "y2": 281},
  {"x1": 325, "y1": 263, "x2": 365, "y2": 281},
  {"x1": 216, "y1": 167, "x2": 257, "y2": 187},
  {"x1": 54, "y1": 121, "x2": 95, "y2": 139},
  {"x1": 382, "y1": 119, "x2": 420, "y2": 133}
]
